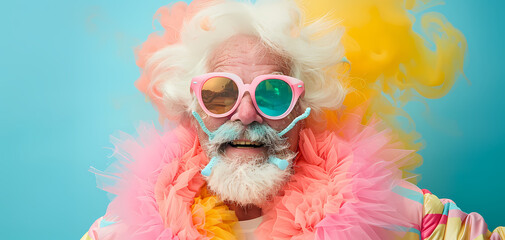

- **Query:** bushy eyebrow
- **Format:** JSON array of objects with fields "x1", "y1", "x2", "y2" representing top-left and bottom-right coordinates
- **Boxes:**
[{"x1": 270, "y1": 71, "x2": 285, "y2": 75}]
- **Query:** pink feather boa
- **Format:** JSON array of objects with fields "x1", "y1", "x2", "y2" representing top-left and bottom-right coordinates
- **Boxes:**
[
  {"x1": 90, "y1": 113, "x2": 419, "y2": 239},
  {"x1": 257, "y1": 116, "x2": 417, "y2": 239},
  {"x1": 91, "y1": 124, "x2": 200, "y2": 240}
]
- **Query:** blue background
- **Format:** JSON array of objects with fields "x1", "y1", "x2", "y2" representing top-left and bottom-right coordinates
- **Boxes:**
[{"x1": 0, "y1": 0, "x2": 503, "y2": 239}]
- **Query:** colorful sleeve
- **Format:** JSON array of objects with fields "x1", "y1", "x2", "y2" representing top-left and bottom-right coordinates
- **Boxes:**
[{"x1": 421, "y1": 189, "x2": 505, "y2": 240}]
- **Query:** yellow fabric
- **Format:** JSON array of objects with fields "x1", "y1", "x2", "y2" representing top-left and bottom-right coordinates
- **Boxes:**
[
  {"x1": 394, "y1": 232, "x2": 422, "y2": 240},
  {"x1": 422, "y1": 192, "x2": 445, "y2": 216},
  {"x1": 190, "y1": 186, "x2": 238, "y2": 240},
  {"x1": 445, "y1": 217, "x2": 463, "y2": 240},
  {"x1": 80, "y1": 232, "x2": 92, "y2": 240},
  {"x1": 494, "y1": 227, "x2": 505, "y2": 239}
]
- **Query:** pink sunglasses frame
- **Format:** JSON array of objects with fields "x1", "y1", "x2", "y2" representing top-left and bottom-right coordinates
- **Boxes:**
[{"x1": 190, "y1": 72, "x2": 305, "y2": 120}]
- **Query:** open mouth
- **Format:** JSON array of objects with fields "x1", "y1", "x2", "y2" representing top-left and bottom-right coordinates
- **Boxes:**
[{"x1": 229, "y1": 140, "x2": 264, "y2": 148}]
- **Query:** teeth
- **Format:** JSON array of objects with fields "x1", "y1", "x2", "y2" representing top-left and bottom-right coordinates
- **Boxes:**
[{"x1": 231, "y1": 140, "x2": 262, "y2": 146}]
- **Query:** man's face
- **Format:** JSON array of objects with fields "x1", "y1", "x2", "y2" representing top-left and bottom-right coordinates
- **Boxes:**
[{"x1": 195, "y1": 35, "x2": 304, "y2": 205}]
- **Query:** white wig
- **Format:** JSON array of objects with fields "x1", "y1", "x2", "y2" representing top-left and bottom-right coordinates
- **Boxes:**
[{"x1": 144, "y1": 0, "x2": 346, "y2": 121}]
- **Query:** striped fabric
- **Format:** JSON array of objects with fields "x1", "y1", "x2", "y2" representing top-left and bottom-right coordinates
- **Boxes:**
[{"x1": 421, "y1": 189, "x2": 505, "y2": 240}]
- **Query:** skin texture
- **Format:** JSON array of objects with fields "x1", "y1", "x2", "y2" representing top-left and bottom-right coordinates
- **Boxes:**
[{"x1": 195, "y1": 35, "x2": 304, "y2": 220}]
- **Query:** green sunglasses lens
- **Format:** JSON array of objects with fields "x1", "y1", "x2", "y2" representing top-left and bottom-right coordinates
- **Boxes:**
[{"x1": 255, "y1": 79, "x2": 293, "y2": 117}]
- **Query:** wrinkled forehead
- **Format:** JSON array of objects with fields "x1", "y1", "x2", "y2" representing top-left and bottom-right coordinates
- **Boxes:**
[{"x1": 207, "y1": 35, "x2": 291, "y2": 75}]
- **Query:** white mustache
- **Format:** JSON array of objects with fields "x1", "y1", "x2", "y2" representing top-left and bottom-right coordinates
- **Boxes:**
[{"x1": 208, "y1": 121, "x2": 285, "y2": 147}]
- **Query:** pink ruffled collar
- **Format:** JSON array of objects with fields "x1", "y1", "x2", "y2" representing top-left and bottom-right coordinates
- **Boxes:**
[
  {"x1": 257, "y1": 121, "x2": 415, "y2": 239},
  {"x1": 94, "y1": 114, "x2": 416, "y2": 239},
  {"x1": 93, "y1": 124, "x2": 206, "y2": 240}
]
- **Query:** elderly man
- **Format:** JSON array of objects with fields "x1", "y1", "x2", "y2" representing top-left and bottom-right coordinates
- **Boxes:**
[{"x1": 83, "y1": 0, "x2": 504, "y2": 239}]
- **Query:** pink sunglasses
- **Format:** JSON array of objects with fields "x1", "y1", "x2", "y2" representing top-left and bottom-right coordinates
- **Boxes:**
[{"x1": 190, "y1": 72, "x2": 305, "y2": 120}]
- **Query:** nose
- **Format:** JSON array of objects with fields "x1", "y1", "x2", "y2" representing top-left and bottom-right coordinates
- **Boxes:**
[{"x1": 230, "y1": 94, "x2": 263, "y2": 125}]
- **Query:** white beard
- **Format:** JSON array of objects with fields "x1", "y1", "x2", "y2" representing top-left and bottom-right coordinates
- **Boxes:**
[{"x1": 205, "y1": 155, "x2": 293, "y2": 206}]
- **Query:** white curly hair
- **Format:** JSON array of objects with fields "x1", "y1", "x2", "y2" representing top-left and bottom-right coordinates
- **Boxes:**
[{"x1": 144, "y1": 0, "x2": 347, "y2": 121}]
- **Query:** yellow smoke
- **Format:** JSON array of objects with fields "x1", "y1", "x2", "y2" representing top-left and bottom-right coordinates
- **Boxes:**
[{"x1": 297, "y1": 0, "x2": 467, "y2": 180}]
